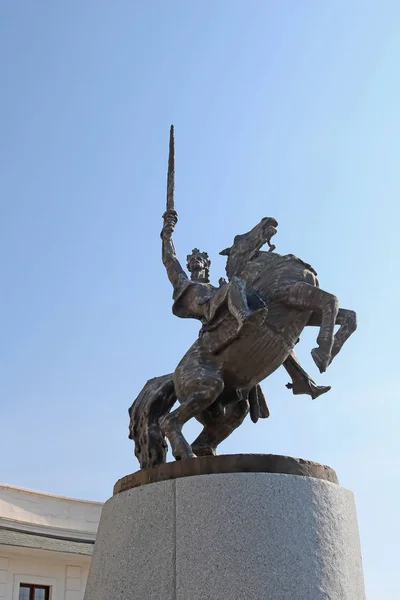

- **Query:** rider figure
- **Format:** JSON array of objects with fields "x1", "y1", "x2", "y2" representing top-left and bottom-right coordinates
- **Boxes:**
[{"x1": 162, "y1": 210, "x2": 266, "y2": 344}]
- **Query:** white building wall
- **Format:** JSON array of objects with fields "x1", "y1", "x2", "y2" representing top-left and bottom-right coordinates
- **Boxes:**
[
  {"x1": 0, "y1": 486, "x2": 101, "y2": 540},
  {"x1": 0, "y1": 485, "x2": 103, "y2": 600},
  {"x1": 0, "y1": 549, "x2": 91, "y2": 600}
]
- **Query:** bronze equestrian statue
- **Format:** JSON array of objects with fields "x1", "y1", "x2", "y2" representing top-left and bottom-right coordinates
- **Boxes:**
[{"x1": 129, "y1": 127, "x2": 357, "y2": 468}]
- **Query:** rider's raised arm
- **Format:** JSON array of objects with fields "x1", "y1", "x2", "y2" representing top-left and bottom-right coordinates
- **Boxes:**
[{"x1": 161, "y1": 211, "x2": 188, "y2": 289}]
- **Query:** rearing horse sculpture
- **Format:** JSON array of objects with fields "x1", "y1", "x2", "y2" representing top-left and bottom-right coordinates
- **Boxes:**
[
  {"x1": 156, "y1": 217, "x2": 356, "y2": 461},
  {"x1": 128, "y1": 127, "x2": 357, "y2": 468}
]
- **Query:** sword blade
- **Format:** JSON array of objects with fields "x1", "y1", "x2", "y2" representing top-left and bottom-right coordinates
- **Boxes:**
[{"x1": 166, "y1": 125, "x2": 175, "y2": 212}]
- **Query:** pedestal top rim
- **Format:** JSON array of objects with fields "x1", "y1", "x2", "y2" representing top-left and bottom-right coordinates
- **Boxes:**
[{"x1": 113, "y1": 454, "x2": 338, "y2": 495}]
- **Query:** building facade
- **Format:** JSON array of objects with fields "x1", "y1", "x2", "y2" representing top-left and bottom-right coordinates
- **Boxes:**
[{"x1": 0, "y1": 484, "x2": 103, "y2": 600}]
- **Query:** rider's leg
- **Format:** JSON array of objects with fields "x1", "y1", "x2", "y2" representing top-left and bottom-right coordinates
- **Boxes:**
[
  {"x1": 160, "y1": 367, "x2": 224, "y2": 461},
  {"x1": 192, "y1": 398, "x2": 249, "y2": 457},
  {"x1": 283, "y1": 350, "x2": 331, "y2": 399},
  {"x1": 228, "y1": 276, "x2": 267, "y2": 330},
  {"x1": 274, "y1": 282, "x2": 339, "y2": 373}
]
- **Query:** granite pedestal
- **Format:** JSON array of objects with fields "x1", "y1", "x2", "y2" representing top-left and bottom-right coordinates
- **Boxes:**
[{"x1": 84, "y1": 454, "x2": 365, "y2": 600}]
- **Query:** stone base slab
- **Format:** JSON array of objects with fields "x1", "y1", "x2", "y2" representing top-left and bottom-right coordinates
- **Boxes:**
[{"x1": 84, "y1": 458, "x2": 365, "y2": 600}]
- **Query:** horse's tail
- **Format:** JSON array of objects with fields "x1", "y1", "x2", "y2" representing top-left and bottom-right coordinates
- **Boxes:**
[{"x1": 128, "y1": 374, "x2": 176, "y2": 469}]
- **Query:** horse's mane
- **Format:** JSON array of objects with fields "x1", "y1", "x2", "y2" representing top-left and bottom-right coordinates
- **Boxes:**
[{"x1": 225, "y1": 247, "x2": 318, "y2": 281}]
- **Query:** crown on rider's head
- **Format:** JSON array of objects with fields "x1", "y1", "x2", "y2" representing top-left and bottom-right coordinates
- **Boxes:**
[{"x1": 186, "y1": 248, "x2": 211, "y2": 272}]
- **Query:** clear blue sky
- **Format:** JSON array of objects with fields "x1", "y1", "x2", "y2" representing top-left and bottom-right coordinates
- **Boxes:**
[{"x1": 1, "y1": 2, "x2": 398, "y2": 598}]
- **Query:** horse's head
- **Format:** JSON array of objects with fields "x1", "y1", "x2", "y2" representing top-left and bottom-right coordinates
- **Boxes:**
[{"x1": 220, "y1": 217, "x2": 278, "y2": 278}]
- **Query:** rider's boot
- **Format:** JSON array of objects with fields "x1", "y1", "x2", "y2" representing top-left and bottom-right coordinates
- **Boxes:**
[
  {"x1": 283, "y1": 351, "x2": 331, "y2": 399},
  {"x1": 286, "y1": 379, "x2": 331, "y2": 400}
]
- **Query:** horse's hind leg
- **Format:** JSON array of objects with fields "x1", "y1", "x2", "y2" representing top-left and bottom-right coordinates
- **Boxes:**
[
  {"x1": 192, "y1": 398, "x2": 249, "y2": 457},
  {"x1": 274, "y1": 282, "x2": 339, "y2": 373},
  {"x1": 307, "y1": 308, "x2": 357, "y2": 365},
  {"x1": 160, "y1": 366, "x2": 224, "y2": 461}
]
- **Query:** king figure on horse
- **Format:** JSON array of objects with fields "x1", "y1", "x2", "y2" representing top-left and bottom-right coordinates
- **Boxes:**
[{"x1": 128, "y1": 126, "x2": 357, "y2": 468}]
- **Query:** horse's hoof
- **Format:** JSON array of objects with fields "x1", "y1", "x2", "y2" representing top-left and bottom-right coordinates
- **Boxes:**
[
  {"x1": 160, "y1": 416, "x2": 196, "y2": 461},
  {"x1": 311, "y1": 348, "x2": 330, "y2": 373},
  {"x1": 174, "y1": 450, "x2": 196, "y2": 461},
  {"x1": 191, "y1": 444, "x2": 216, "y2": 457}
]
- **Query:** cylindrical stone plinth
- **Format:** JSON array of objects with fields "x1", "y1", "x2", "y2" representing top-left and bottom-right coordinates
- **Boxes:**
[{"x1": 84, "y1": 455, "x2": 365, "y2": 600}]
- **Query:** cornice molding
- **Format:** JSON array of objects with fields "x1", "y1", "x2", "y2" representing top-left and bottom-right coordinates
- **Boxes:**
[
  {"x1": 0, "y1": 517, "x2": 96, "y2": 542},
  {"x1": 0, "y1": 483, "x2": 103, "y2": 506}
]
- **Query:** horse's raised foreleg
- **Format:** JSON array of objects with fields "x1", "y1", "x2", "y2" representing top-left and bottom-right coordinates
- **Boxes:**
[
  {"x1": 160, "y1": 363, "x2": 224, "y2": 461},
  {"x1": 307, "y1": 308, "x2": 357, "y2": 365},
  {"x1": 274, "y1": 282, "x2": 339, "y2": 373}
]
